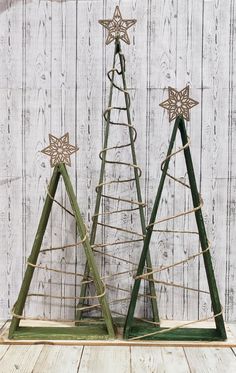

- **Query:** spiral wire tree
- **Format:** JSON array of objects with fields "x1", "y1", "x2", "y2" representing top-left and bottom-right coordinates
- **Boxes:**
[{"x1": 76, "y1": 6, "x2": 160, "y2": 325}]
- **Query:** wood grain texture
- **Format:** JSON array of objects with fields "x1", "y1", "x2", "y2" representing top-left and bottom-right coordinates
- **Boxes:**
[
  {"x1": 226, "y1": 0, "x2": 236, "y2": 323},
  {"x1": 32, "y1": 345, "x2": 83, "y2": 373},
  {"x1": 79, "y1": 346, "x2": 130, "y2": 373},
  {"x1": 0, "y1": 345, "x2": 9, "y2": 360},
  {"x1": 184, "y1": 347, "x2": 236, "y2": 373},
  {"x1": 0, "y1": 0, "x2": 235, "y2": 324},
  {"x1": 146, "y1": 0, "x2": 177, "y2": 321},
  {"x1": 173, "y1": 0, "x2": 202, "y2": 321},
  {"x1": 131, "y1": 346, "x2": 190, "y2": 373},
  {"x1": 50, "y1": 0, "x2": 77, "y2": 322},
  {"x1": 76, "y1": 0, "x2": 104, "y2": 317},
  {"x1": 0, "y1": 344, "x2": 236, "y2": 373},
  {"x1": 0, "y1": 345, "x2": 43, "y2": 373},
  {"x1": 229, "y1": 323, "x2": 236, "y2": 354},
  {"x1": 0, "y1": 0, "x2": 23, "y2": 321},
  {"x1": 23, "y1": 0, "x2": 52, "y2": 320},
  {"x1": 199, "y1": 0, "x2": 231, "y2": 320}
]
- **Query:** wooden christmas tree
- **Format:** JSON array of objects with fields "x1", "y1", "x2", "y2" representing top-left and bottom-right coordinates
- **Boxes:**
[
  {"x1": 123, "y1": 87, "x2": 227, "y2": 341},
  {"x1": 76, "y1": 6, "x2": 159, "y2": 325},
  {"x1": 9, "y1": 133, "x2": 115, "y2": 340}
]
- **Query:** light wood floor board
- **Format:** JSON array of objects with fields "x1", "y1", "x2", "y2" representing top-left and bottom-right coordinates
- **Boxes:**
[
  {"x1": 184, "y1": 347, "x2": 236, "y2": 373},
  {"x1": 131, "y1": 346, "x2": 190, "y2": 373},
  {"x1": 0, "y1": 345, "x2": 9, "y2": 360},
  {"x1": 78, "y1": 346, "x2": 130, "y2": 373},
  {"x1": 0, "y1": 345, "x2": 43, "y2": 373},
  {"x1": 0, "y1": 344, "x2": 235, "y2": 373},
  {"x1": 32, "y1": 345, "x2": 83, "y2": 373},
  {"x1": 228, "y1": 323, "x2": 236, "y2": 354}
]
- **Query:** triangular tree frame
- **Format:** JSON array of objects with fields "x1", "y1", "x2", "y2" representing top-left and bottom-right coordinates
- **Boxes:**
[
  {"x1": 123, "y1": 116, "x2": 227, "y2": 341},
  {"x1": 76, "y1": 38, "x2": 159, "y2": 324},
  {"x1": 9, "y1": 163, "x2": 115, "y2": 340}
]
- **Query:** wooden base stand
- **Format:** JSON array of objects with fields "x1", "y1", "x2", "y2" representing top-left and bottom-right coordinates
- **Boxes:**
[{"x1": 1, "y1": 320, "x2": 235, "y2": 347}]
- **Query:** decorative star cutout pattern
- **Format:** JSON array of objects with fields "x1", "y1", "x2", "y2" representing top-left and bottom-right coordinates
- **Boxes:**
[
  {"x1": 41, "y1": 133, "x2": 79, "y2": 167},
  {"x1": 99, "y1": 6, "x2": 136, "y2": 45},
  {"x1": 159, "y1": 86, "x2": 199, "y2": 122}
]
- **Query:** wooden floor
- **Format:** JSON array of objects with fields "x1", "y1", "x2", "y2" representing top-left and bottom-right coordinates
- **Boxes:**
[{"x1": 1, "y1": 322, "x2": 236, "y2": 372}]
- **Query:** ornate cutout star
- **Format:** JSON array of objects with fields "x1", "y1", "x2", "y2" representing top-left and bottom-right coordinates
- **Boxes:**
[
  {"x1": 99, "y1": 6, "x2": 136, "y2": 45},
  {"x1": 159, "y1": 86, "x2": 199, "y2": 122},
  {"x1": 41, "y1": 133, "x2": 79, "y2": 167}
]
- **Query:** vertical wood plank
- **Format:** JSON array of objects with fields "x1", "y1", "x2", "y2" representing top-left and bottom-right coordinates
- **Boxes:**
[
  {"x1": 23, "y1": 0, "x2": 52, "y2": 319},
  {"x1": 173, "y1": 0, "x2": 203, "y2": 321},
  {"x1": 129, "y1": 0, "x2": 148, "y2": 318},
  {"x1": 0, "y1": 0, "x2": 23, "y2": 320},
  {"x1": 200, "y1": 0, "x2": 231, "y2": 320},
  {"x1": 122, "y1": 0, "x2": 149, "y2": 319},
  {"x1": 147, "y1": 0, "x2": 177, "y2": 320},
  {"x1": 50, "y1": 0, "x2": 77, "y2": 321},
  {"x1": 226, "y1": 0, "x2": 236, "y2": 323},
  {"x1": 76, "y1": 0, "x2": 104, "y2": 316}
]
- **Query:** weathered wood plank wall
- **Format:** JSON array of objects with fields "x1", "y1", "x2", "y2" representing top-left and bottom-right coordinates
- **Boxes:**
[{"x1": 0, "y1": 0, "x2": 235, "y2": 322}]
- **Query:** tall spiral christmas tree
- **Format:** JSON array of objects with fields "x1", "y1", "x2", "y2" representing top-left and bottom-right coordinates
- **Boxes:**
[{"x1": 76, "y1": 6, "x2": 159, "y2": 325}]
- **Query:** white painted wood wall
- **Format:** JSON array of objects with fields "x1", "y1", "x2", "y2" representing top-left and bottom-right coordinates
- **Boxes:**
[{"x1": 0, "y1": 0, "x2": 235, "y2": 323}]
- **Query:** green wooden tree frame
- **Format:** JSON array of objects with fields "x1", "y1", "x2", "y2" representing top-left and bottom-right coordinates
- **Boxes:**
[
  {"x1": 8, "y1": 163, "x2": 115, "y2": 340},
  {"x1": 123, "y1": 116, "x2": 227, "y2": 341},
  {"x1": 75, "y1": 37, "x2": 160, "y2": 325}
]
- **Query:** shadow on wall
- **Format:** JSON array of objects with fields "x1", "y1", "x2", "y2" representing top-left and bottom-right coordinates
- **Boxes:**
[{"x1": 0, "y1": 0, "x2": 67, "y2": 15}]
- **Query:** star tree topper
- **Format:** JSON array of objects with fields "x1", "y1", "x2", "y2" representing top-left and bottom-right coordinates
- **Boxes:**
[
  {"x1": 160, "y1": 86, "x2": 199, "y2": 122},
  {"x1": 99, "y1": 6, "x2": 136, "y2": 45},
  {"x1": 41, "y1": 133, "x2": 79, "y2": 167}
]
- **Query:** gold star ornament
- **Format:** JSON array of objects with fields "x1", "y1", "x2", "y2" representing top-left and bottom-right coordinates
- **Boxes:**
[
  {"x1": 160, "y1": 86, "x2": 199, "y2": 122},
  {"x1": 41, "y1": 133, "x2": 79, "y2": 167},
  {"x1": 99, "y1": 6, "x2": 136, "y2": 45}
]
